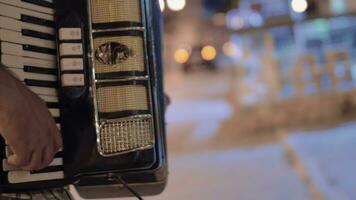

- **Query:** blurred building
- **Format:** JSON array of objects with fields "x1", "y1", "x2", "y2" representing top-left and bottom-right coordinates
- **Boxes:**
[{"x1": 162, "y1": 0, "x2": 356, "y2": 134}]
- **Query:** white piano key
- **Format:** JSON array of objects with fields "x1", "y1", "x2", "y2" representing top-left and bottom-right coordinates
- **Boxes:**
[
  {"x1": 3, "y1": 158, "x2": 63, "y2": 171},
  {"x1": 39, "y1": 94, "x2": 58, "y2": 103},
  {"x1": 0, "y1": 0, "x2": 54, "y2": 15},
  {"x1": 49, "y1": 108, "x2": 60, "y2": 118},
  {"x1": 1, "y1": 194, "x2": 31, "y2": 199},
  {"x1": 8, "y1": 171, "x2": 64, "y2": 183},
  {"x1": 0, "y1": 29, "x2": 55, "y2": 49},
  {"x1": 0, "y1": 16, "x2": 54, "y2": 35},
  {"x1": 6, "y1": 67, "x2": 57, "y2": 82},
  {"x1": 5, "y1": 146, "x2": 13, "y2": 157},
  {"x1": 1, "y1": 42, "x2": 56, "y2": 61},
  {"x1": 28, "y1": 86, "x2": 58, "y2": 97},
  {"x1": 56, "y1": 123, "x2": 61, "y2": 130},
  {"x1": 0, "y1": 2, "x2": 53, "y2": 21},
  {"x1": 1, "y1": 54, "x2": 56, "y2": 69}
]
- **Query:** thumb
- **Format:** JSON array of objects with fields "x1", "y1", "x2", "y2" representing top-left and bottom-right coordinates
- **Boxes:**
[{"x1": 7, "y1": 153, "x2": 30, "y2": 167}]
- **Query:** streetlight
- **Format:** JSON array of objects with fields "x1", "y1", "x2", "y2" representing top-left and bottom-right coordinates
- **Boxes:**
[
  {"x1": 174, "y1": 48, "x2": 190, "y2": 64},
  {"x1": 167, "y1": 0, "x2": 186, "y2": 11},
  {"x1": 201, "y1": 45, "x2": 217, "y2": 61}
]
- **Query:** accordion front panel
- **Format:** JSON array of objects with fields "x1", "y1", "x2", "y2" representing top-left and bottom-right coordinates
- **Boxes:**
[
  {"x1": 0, "y1": 0, "x2": 66, "y2": 189},
  {"x1": 88, "y1": 0, "x2": 157, "y2": 157}
]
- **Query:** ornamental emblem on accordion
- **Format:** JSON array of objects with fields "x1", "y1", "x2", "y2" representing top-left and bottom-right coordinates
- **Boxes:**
[{"x1": 95, "y1": 42, "x2": 133, "y2": 65}]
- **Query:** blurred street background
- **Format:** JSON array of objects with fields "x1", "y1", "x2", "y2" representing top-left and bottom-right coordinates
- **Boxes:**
[
  {"x1": 77, "y1": 0, "x2": 356, "y2": 199},
  {"x1": 157, "y1": 0, "x2": 356, "y2": 199}
]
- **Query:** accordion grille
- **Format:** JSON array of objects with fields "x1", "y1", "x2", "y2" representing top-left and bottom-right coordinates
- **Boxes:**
[
  {"x1": 99, "y1": 117, "x2": 154, "y2": 154},
  {"x1": 91, "y1": 0, "x2": 141, "y2": 24},
  {"x1": 96, "y1": 85, "x2": 149, "y2": 113},
  {"x1": 94, "y1": 36, "x2": 145, "y2": 74}
]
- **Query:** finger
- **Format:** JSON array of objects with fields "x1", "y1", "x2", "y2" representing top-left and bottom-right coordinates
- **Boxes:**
[
  {"x1": 6, "y1": 146, "x2": 14, "y2": 157},
  {"x1": 22, "y1": 150, "x2": 43, "y2": 171},
  {"x1": 42, "y1": 145, "x2": 55, "y2": 169},
  {"x1": 53, "y1": 128, "x2": 62, "y2": 151},
  {"x1": 7, "y1": 152, "x2": 31, "y2": 167}
]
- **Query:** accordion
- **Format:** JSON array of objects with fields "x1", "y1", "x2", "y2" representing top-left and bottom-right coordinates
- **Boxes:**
[{"x1": 0, "y1": 0, "x2": 167, "y2": 198}]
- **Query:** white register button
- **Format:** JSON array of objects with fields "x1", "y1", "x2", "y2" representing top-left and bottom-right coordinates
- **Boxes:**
[
  {"x1": 61, "y1": 58, "x2": 84, "y2": 71},
  {"x1": 59, "y1": 43, "x2": 83, "y2": 56},
  {"x1": 61, "y1": 74, "x2": 85, "y2": 87},
  {"x1": 59, "y1": 28, "x2": 82, "y2": 40}
]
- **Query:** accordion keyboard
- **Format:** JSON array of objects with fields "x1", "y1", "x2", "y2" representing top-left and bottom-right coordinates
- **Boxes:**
[{"x1": 0, "y1": 0, "x2": 64, "y2": 184}]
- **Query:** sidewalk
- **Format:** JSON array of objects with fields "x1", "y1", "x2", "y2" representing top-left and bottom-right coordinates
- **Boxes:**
[
  {"x1": 147, "y1": 144, "x2": 311, "y2": 200},
  {"x1": 285, "y1": 123, "x2": 356, "y2": 200}
]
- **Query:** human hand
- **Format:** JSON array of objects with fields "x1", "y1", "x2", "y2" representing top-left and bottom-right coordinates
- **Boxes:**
[{"x1": 0, "y1": 68, "x2": 62, "y2": 171}]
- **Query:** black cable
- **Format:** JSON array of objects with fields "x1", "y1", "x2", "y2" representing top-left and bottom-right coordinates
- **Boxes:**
[
  {"x1": 114, "y1": 176, "x2": 144, "y2": 200},
  {"x1": 64, "y1": 189, "x2": 72, "y2": 200}
]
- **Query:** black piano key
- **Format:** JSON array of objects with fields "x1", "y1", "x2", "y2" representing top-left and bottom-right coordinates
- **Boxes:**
[
  {"x1": 54, "y1": 151, "x2": 63, "y2": 158},
  {"x1": 22, "y1": 29, "x2": 55, "y2": 41},
  {"x1": 54, "y1": 117, "x2": 60, "y2": 124},
  {"x1": 21, "y1": 15, "x2": 54, "y2": 28},
  {"x1": 22, "y1": 0, "x2": 53, "y2": 8},
  {"x1": 30, "y1": 165, "x2": 63, "y2": 174},
  {"x1": 46, "y1": 102, "x2": 59, "y2": 109},
  {"x1": 23, "y1": 44, "x2": 56, "y2": 55},
  {"x1": 24, "y1": 65, "x2": 58, "y2": 76},
  {"x1": 24, "y1": 79, "x2": 58, "y2": 88}
]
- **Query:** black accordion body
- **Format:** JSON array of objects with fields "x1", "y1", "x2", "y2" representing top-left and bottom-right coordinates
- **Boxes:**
[{"x1": 0, "y1": 0, "x2": 167, "y2": 198}]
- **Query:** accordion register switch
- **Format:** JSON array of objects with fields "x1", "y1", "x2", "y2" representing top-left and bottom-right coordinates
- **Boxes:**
[{"x1": 59, "y1": 28, "x2": 85, "y2": 87}]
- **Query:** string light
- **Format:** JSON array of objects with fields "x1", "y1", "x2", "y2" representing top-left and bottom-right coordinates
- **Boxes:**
[
  {"x1": 167, "y1": 0, "x2": 186, "y2": 11},
  {"x1": 201, "y1": 45, "x2": 217, "y2": 61}
]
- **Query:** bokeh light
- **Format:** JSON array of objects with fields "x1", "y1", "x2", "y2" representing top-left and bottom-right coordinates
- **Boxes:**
[
  {"x1": 291, "y1": 0, "x2": 308, "y2": 13},
  {"x1": 222, "y1": 42, "x2": 237, "y2": 57},
  {"x1": 167, "y1": 0, "x2": 186, "y2": 11},
  {"x1": 226, "y1": 9, "x2": 244, "y2": 30},
  {"x1": 174, "y1": 48, "x2": 190, "y2": 64},
  {"x1": 248, "y1": 12, "x2": 264, "y2": 27},
  {"x1": 201, "y1": 45, "x2": 217, "y2": 61},
  {"x1": 159, "y1": 0, "x2": 165, "y2": 12}
]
